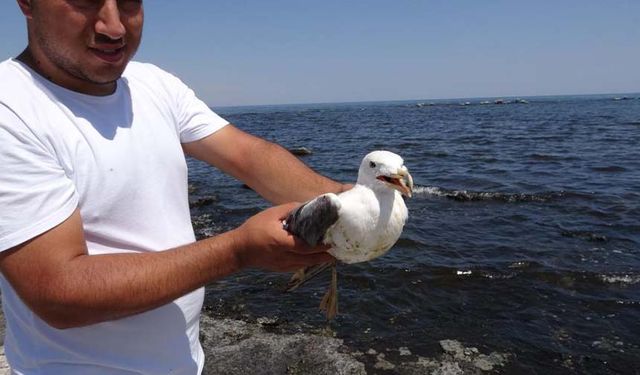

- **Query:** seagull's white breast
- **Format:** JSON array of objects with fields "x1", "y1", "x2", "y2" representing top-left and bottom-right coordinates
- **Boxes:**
[{"x1": 324, "y1": 184, "x2": 408, "y2": 264}]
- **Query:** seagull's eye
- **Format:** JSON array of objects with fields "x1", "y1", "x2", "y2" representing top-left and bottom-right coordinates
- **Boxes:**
[{"x1": 369, "y1": 161, "x2": 377, "y2": 168}]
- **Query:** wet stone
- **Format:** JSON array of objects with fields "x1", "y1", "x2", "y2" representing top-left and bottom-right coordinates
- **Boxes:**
[
  {"x1": 374, "y1": 353, "x2": 396, "y2": 370},
  {"x1": 288, "y1": 147, "x2": 313, "y2": 156},
  {"x1": 473, "y1": 355, "x2": 494, "y2": 371},
  {"x1": 440, "y1": 339, "x2": 464, "y2": 355},
  {"x1": 432, "y1": 362, "x2": 464, "y2": 375}
]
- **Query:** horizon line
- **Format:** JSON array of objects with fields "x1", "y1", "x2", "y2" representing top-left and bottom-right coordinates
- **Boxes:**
[{"x1": 214, "y1": 91, "x2": 640, "y2": 110}]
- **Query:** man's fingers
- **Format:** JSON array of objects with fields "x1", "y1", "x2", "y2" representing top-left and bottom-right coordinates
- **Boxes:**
[
  {"x1": 288, "y1": 235, "x2": 331, "y2": 254},
  {"x1": 277, "y1": 202, "x2": 301, "y2": 220}
]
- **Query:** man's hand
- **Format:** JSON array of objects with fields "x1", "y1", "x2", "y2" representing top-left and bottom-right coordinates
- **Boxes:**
[{"x1": 232, "y1": 203, "x2": 334, "y2": 272}]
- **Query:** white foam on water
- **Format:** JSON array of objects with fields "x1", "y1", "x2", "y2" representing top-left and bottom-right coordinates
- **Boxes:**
[
  {"x1": 599, "y1": 274, "x2": 640, "y2": 285},
  {"x1": 413, "y1": 186, "x2": 445, "y2": 196}
]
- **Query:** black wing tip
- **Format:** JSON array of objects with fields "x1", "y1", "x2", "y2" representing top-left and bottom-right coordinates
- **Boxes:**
[{"x1": 284, "y1": 195, "x2": 340, "y2": 246}]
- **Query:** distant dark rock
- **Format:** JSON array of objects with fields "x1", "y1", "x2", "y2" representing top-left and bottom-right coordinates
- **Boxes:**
[
  {"x1": 288, "y1": 147, "x2": 313, "y2": 156},
  {"x1": 560, "y1": 229, "x2": 608, "y2": 242},
  {"x1": 189, "y1": 196, "x2": 217, "y2": 208}
]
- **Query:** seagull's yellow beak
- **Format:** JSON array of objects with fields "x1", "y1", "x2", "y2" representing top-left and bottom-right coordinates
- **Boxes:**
[{"x1": 376, "y1": 166, "x2": 414, "y2": 197}]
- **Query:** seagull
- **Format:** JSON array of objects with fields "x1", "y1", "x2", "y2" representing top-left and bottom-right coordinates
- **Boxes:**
[{"x1": 283, "y1": 150, "x2": 413, "y2": 319}]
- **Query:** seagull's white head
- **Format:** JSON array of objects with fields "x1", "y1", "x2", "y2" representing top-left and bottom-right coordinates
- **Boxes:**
[{"x1": 357, "y1": 150, "x2": 413, "y2": 197}]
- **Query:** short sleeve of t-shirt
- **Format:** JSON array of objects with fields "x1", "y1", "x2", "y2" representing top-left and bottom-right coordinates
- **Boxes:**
[
  {"x1": 0, "y1": 104, "x2": 79, "y2": 251},
  {"x1": 175, "y1": 82, "x2": 229, "y2": 143},
  {"x1": 130, "y1": 63, "x2": 229, "y2": 143}
]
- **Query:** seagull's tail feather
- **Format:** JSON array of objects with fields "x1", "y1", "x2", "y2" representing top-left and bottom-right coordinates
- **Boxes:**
[{"x1": 285, "y1": 262, "x2": 333, "y2": 292}]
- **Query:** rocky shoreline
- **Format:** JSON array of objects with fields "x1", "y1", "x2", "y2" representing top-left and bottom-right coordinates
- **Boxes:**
[
  {"x1": 0, "y1": 308, "x2": 509, "y2": 374},
  {"x1": 199, "y1": 314, "x2": 509, "y2": 374}
]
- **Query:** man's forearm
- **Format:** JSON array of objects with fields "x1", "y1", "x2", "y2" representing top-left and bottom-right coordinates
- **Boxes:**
[
  {"x1": 241, "y1": 139, "x2": 347, "y2": 204},
  {"x1": 32, "y1": 229, "x2": 242, "y2": 329},
  {"x1": 1, "y1": 203, "x2": 331, "y2": 330},
  {"x1": 183, "y1": 125, "x2": 349, "y2": 204}
]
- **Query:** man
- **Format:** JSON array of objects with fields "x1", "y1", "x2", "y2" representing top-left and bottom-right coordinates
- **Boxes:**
[{"x1": 0, "y1": 0, "x2": 346, "y2": 373}]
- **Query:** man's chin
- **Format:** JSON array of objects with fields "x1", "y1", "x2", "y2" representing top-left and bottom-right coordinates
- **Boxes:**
[
  {"x1": 83, "y1": 65, "x2": 129, "y2": 85},
  {"x1": 67, "y1": 67, "x2": 126, "y2": 95}
]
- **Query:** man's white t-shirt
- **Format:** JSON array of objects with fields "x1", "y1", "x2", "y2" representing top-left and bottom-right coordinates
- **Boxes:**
[{"x1": 0, "y1": 59, "x2": 229, "y2": 374}]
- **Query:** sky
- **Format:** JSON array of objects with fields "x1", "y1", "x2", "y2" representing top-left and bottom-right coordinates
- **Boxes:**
[{"x1": 1, "y1": 0, "x2": 639, "y2": 107}]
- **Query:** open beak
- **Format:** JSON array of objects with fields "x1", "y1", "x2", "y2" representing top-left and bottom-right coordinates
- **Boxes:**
[{"x1": 377, "y1": 167, "x2": 414, "y2": 197}]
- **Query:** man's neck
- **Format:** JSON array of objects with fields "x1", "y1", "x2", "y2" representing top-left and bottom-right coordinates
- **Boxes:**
[
  {"x1": 16, "y1": 48, "x2": 50, "y2": 80},
  {"x1": 15, "y1": 48, "x2": 118, "y2": 96}
]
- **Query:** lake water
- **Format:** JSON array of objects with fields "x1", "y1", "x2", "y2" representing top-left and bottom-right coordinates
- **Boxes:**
[{"x1": 187, "y1": 95, "x2": 640, "y2": 373}]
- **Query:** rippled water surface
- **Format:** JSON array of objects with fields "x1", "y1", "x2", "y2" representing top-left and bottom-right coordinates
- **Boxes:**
[{"x1": 188, "y1": 95, "x2": 640, "y2": 373}]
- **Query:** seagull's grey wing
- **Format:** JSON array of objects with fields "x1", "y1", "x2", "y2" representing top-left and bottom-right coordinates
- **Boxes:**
[{"x1": 284, "y1": 193, "x2": 341, "y2": 246}]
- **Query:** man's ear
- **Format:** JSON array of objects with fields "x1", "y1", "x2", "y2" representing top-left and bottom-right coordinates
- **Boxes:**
[{"x1": 16, "y1": 0, "x2": 34, "y2": 18}]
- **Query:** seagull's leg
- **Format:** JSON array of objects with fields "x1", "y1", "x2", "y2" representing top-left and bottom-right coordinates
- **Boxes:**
[
  {"x1": 285, "y1": 262, "x2": 332, "y2": 292},
  {"x1": 319, "y1": 260, "x2": 338, "y2": 320},
  {"x1": 287, "y1": 268, "x2": 306, "y2": 290}
]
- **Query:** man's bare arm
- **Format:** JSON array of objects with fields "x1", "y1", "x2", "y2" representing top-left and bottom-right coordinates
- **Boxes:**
[
  {"x1": 0, "y1": 205, "x2": 332, "y2": 329},
  {"x1": 182, "y1": 125, "x2": 350, "y2": 204},
  {"x1": 0, "y1": 125, "x2": 345, "y2": 329}
]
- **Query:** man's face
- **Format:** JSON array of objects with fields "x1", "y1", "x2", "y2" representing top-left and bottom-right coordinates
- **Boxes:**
[{"x1": 20, "y1": 0, "x2": 143, "y2": 95}]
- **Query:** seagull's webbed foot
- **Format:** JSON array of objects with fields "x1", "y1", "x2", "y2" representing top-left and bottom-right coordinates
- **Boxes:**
[{"x1": 319, "y1": 261, "x2": 338, "y2": 320}]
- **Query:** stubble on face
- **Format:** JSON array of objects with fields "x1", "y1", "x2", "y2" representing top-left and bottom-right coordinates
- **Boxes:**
[
  {"x1": 36, "y1": 26, "x2": 116, "y2": 86},
  {"x1": 22, "y1": 0, "x2": 143, "y2": 95}
]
